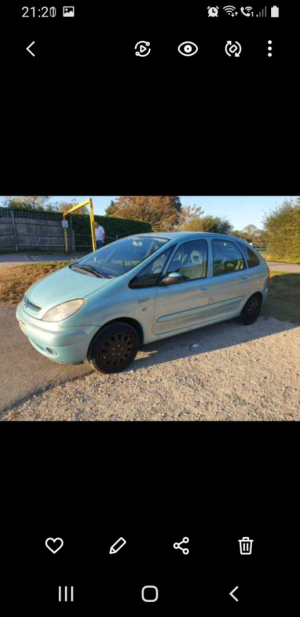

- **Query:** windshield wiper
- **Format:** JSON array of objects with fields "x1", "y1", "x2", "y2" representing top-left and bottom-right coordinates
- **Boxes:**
[{"x1": 69, "y1": 264, "x2": 106, "y2": 278}]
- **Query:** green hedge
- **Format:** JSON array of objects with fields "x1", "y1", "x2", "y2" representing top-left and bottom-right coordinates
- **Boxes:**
[
  {"x1": 264, "y1": 202, "x2": 300, "y2": 262},
  {"x1": 72, "y1": 215, "x2": 152, "y2": 251}
]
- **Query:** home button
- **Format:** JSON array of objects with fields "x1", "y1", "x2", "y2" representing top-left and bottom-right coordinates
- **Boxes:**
[{"x1": 141, "y1": 586, "x2": 159, "y2": 603}]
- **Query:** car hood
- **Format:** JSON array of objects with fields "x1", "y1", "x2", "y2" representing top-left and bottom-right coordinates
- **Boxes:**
[{"x1": 25, "y1": 265, "x2": 113, "y2": 309}]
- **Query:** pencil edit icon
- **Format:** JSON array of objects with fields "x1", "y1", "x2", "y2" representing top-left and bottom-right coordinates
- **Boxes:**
[{"x1": 109, "y1": 537, "x2": 127, "y2": 554}]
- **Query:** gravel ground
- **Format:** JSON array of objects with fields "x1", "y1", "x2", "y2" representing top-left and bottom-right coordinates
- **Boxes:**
[{"x1": 3, "y1": 317, "x2": 300, "y2": 422}]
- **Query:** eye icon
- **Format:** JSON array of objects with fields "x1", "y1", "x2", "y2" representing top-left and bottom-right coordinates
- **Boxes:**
[{"x1": 178, "y1": 41, "x2": 198, "y2": 57}]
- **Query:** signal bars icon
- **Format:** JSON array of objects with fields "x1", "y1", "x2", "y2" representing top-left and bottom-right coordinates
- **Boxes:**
[{"x1": 256, "y1": 6, "x2": 267, "y2": 17}]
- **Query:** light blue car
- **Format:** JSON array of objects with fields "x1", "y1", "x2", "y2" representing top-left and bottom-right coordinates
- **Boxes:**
[{"x1": 16, "y1": 232, "x2": 269, "y2": 373}]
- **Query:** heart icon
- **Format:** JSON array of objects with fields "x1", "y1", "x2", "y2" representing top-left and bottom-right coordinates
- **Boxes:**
[{"x1": 45, "y1": 537, "x2": 64, "y2": 554}]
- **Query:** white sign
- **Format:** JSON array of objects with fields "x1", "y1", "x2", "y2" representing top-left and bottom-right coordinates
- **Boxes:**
[{"x1": 62, "y1": 220, "x2": 69, "y2": 228}]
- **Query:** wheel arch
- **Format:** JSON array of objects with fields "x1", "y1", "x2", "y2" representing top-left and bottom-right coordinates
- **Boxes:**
[
  {"x1": 243, "y1": 290, "x2": 263, "y2": 307},
  {"x1": 87, "y1": 317, "x2": 144, "y2": 360}
]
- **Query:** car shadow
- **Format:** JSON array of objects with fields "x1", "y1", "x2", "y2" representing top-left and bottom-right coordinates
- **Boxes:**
[
  {"x1": 261, "y1": 272, "x2": 300, "y2": 326},
  {"x1": 127, "y1": 315, "x2": 298, "y2": 372}
]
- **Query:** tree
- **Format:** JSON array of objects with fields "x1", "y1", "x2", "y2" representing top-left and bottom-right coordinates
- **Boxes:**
[
  {"x1": 263, "y1": 198, "x2": 300, "y2": 261},
  {"x1": 231, "y1": 229, "x2": 252, "y2": 243},
  {"x1": 242, "y1": 224, "x2": 259, "y2": 236},
  {"x1": 179, "y1": 204, "x2": 203, "y2": 228},
  {"x1": 4, "y1": 196, "x2": 50, "y2": 210},
  {"x1": 242, "y1": 225, "x2": 263, "y2": 244},
  {"x1": 2, "y1": 196, "x2": 89, "y2": 215},
  {"x1": 105, "y1": 200, "x2": 116, "y2": 216},
  {"x1": 56, "y1": 199, "x2": 88, "y2": 215},
  {"x1": 106, "y1": 196, "x2": 182, "y2": 231},
  {"x1": 231, "y1": 225, "x2": 265, "y2": 245},
  {"x1": 182, "y1": 211, "x2": 232, "y2": 234}
]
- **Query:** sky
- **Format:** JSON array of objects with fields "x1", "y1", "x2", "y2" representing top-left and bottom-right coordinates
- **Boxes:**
[{"x1": 0, "y1": 196, "x2": 296, "y2": 230}]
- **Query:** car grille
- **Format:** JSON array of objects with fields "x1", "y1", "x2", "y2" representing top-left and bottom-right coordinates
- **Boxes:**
[{"x1": 24, "y1": 295, "x2": 41, "y2": 311}]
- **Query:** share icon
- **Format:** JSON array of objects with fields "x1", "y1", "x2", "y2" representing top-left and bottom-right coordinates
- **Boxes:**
[{"x1": 173, "y1": 537, "x2": 189, "y2": 555}]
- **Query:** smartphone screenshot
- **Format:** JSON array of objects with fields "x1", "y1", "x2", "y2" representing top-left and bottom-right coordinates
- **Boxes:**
[{"x1": 1, "y1": 2, "x2": 299, "y2": 612}]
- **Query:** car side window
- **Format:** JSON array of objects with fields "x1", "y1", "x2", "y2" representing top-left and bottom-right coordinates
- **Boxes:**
[
  {"x1": 212, "y1": 240, "x2": 246, "y2": 276},
  {"x1": 166, "y1": 240, "x2": 208, "y2": 281},
  {"x1": 129, "y1": 247, "x2": 173, "y2": 288},
  {"x1": 239, "y1": 244, "x2": 260, "y2": 268}
]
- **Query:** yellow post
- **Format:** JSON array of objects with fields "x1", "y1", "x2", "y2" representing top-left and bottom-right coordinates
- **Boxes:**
[
  {"x1": 89, "y1": 198, "x2": 96, "y2": 252},
  {"x1": 61, "y1": 198, "x2": 97, "y2": 253},
  {"x1": 64, "y1": 227, "x2": 69, "y2": 253},
  {"x1": 63, "y1": 213, "x2": 69, "y2": 253}
]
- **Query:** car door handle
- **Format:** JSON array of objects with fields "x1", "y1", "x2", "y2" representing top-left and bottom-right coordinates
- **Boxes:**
[
  {"x1": 199, "y1": 286, "x2": 209, "y2": 291},
  {"x1": 241, "y1": 275, "x2": 248, "y2": 280}
]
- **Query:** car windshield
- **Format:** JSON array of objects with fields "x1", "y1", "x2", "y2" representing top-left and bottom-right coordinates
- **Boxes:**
[{"x1": 75, "y1": 236, "x2": 170, "y2": 278}]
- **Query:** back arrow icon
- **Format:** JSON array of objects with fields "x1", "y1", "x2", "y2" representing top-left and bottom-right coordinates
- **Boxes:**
[
  {"x1": 230, "y1": 586, "x2": 239, "y2": 602},
  {"x1": 26, "y1": 41, "x2": 35, "y2": 57}
]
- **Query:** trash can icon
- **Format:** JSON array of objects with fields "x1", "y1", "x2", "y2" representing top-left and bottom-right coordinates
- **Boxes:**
[{"x1": 239, "y1": 537, "x2": 253, "y2": 555}]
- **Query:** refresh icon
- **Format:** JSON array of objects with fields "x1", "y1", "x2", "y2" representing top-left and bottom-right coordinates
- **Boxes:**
[
  {"x1": 225, "y1": 41, "x2": 242, "y2": 57},
  {"x1": 135, "y1": 41, "x2": 151, "y2": 57}
]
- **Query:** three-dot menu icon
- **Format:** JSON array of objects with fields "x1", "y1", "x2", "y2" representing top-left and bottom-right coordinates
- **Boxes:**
[{"x1": 268, "y1": 40, "x2": 273, "y2": 57}]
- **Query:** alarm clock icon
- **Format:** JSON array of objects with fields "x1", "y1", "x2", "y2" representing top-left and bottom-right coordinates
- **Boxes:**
[{"x1": 207, "y1": 6, "x2": 219, "y2": 17}]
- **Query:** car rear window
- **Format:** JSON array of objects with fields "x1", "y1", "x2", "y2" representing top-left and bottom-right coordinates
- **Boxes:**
[
  {"x1": 237, "y1": 242, "x2": 261, "y2": 268},
  {"x1": 212, "y1": 240, "x2": 245, "y2": 276}
]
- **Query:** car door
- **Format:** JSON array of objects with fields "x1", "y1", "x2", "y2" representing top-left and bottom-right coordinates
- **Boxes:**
[
  {"x1": 154, "y1": 239, "x2": 210, "y2": 335},
  {"x1": 205, "y1": 238, "x2": 250, "y2": 322}
]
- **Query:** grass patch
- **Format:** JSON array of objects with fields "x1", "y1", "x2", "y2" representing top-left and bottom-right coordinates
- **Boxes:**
[
  {"x1": 0, "y1": 262, "x2": 71, "y2": 305},
  {"x1": 263, "y1": 254, "x2": 300, "y2": 264},
  {"x1": 261, "y1": 271, "x2": 300, "y2": 325}
]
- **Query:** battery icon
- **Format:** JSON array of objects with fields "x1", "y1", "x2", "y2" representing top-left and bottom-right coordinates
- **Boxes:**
[{"x1": 271, "y1": 6, "x2": 279, "y2": 17}]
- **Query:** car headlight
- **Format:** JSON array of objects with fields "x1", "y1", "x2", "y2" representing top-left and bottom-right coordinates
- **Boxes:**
[{"x1": 42, "y1": 299, "x2": 85, "y2": 322}]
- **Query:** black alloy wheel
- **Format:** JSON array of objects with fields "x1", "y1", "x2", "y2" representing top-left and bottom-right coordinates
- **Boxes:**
[
  {"x1": 240, "y1": 293, "x2": 262, "y2": 325},
  {"x1": 89, "y1": 322, "x2": 140, "y2": 373}
]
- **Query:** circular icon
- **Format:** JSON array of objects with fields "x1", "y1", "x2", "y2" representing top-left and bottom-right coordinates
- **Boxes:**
[
  {"x1": 225, "y1": 41, "x2": 242, "y2": 57},
  {"x1": 178, "y1": 41, "x2": 198, "y2": 57},
  {"x1": 135, "y1": 41, "x2": 151, "y2": 57}
]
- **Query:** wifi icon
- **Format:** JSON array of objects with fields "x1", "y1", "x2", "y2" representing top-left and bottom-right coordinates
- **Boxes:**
[{"x1": 223, "y1": 5, "x2": 238, "y2": 16}]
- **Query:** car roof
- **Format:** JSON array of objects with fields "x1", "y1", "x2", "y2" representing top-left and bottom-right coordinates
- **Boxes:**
[{"x1": 133, "y1": 231, "x2": 251, "y2": 245}]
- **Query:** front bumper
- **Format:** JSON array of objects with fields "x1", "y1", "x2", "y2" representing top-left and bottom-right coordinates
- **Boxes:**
[{"x1": 16, "y1": 302, "x2": 98, "y2": 364}]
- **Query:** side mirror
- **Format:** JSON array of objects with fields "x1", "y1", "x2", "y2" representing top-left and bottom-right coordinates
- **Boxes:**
[{"x1": 159, "y1": 272, "x2": 184, "y2": 286}]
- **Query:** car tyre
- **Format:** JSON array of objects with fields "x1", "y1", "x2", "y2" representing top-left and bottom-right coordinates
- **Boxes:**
[
  {"x1": 89, "y1": 322, "x2": 140, "y2": 373},
  {"x1": 240, "y1": 293, "x2": 262, "y2": 325}
]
